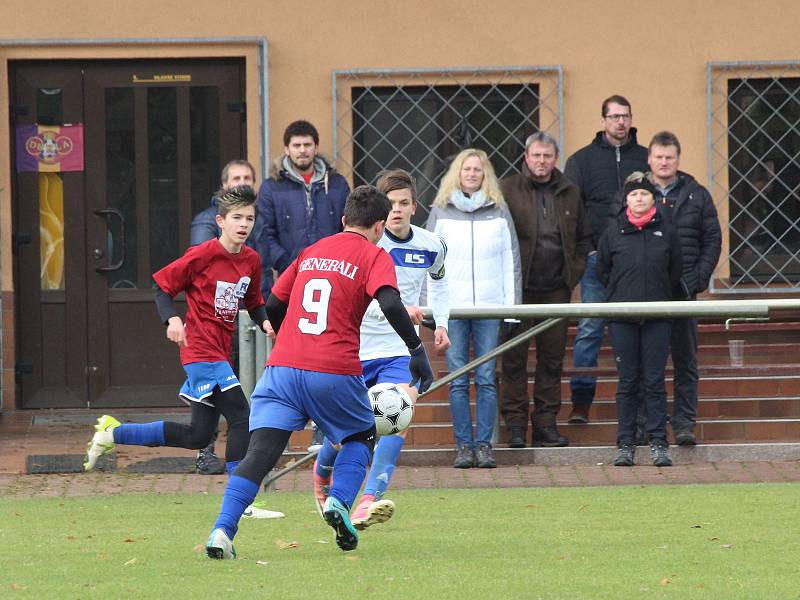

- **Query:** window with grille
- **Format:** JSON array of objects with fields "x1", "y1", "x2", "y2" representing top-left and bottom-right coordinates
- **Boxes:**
[
  {"x1": 333, "y1": 68, "x2": 563, "y2": 225},
  {"x1": 709, "y1": 63, "x2": 800, "y2": 292}
]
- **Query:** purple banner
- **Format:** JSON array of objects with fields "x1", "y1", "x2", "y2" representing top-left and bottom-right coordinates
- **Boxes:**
[{"x1": 16, "y1": 124, "x2": 84, "y2": 173}]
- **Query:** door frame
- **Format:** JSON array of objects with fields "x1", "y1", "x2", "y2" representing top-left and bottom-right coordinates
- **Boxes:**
[{"x1": 0, "y1": 38, "x2": 269, "y2": 410}]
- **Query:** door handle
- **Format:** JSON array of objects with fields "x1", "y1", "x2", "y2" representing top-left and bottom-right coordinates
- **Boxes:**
[{"x1": 93, "y1": 207, "x2": 126, "y2": 272}]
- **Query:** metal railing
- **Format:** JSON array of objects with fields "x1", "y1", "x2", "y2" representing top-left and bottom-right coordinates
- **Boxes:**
[{"x1": 239, "y1": 299, "x2": 800, "y2": 485}]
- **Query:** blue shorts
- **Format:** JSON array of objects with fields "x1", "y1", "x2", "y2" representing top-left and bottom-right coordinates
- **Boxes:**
[
  {"x1": 361, "y1": 356, "x2": 411, "y2": 387},
  {"x1": 249, "y1": 366, "x2": 374, "y2": 444},
  {"x1": 179, "y1": 361, "x2": 240, "y2": 406}
]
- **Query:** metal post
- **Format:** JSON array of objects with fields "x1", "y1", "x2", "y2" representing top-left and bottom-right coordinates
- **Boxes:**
[{"x1": 238, "y1": 310, "x2": 256, "y2": 399}]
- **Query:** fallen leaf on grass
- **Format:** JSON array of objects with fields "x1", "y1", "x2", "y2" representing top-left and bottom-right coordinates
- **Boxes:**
[
  {"x1": 345, "y1": 555, "x2": 360, "y2": 561},
  {"x1": 275, "y1": 539, "x2": 300, "y2": 550},
  {"x1": 9, "y1": 583, "x2": 27, "y2": 591},
  {"x1": 709, "y1": 537, "x2": 720, "y2": 541},
  {"x1": 256, "y1": 560, "x2": 269, "y2": 566},
  {"x1": 316, "y1": 540, "x2": 329, "y2": 544},
  {"x1": 578, "y1": 505, "x2": 588, "y2": 512},
  {"x1": 691, "y1": 524, "x2": 703, "y2": 529},
  {"x1": 720, "y1": 544, "x2": 733, "y2": 549},
  {"x1": 660, "y1": 577, "x2": 672, "y2": 585},
  {"x1": 192, "y1": 544, "x2": 205, "y2": 553},
  {"x1": 123, "y1": 538, "x2": 137, "y2": 543},
  {"x1": 123, "y1": 558, "x2": 137, "y2": 566}
]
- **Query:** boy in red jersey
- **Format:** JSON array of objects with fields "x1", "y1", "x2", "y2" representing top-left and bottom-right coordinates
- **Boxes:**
[
  {"x1": 206, "y1": 185, "x2": 434, "y2": 559},
  {"x1": 84, "y1": 187, "x2": 271, "y2": 493}
]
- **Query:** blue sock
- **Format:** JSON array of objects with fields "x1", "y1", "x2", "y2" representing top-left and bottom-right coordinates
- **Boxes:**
[
  {"x1": 212, "y1": 475, "x2": 260, "y2": 540},
  {"x1": 113, "y1": 422, "x2": 165, "y2": 446},
  {"x1": 363, "y1": 434, "x2": 404, "y2": 499},
  {"x1": 329, "y1": 441, "x2": 371, "y2": 509},
  {"x1": 225, "y1": 460, "x2": 241, "y2": 475},
  {"x1": 315, "y1": 438, "x2": 338, "y2": 480}
]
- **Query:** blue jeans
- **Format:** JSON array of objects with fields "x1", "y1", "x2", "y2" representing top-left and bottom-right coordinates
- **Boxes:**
[
  {"x1": 446, "y1": 319, "x2": 500, "y2": 446},
  {"x1": 570, "y1": 252, "x2": 607, "y2": 405}
]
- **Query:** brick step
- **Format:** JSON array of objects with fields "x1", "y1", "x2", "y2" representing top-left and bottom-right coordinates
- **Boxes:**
[
  {"x1": 410, "y1": 396, "x2": 800, "y2": 423},
  {"x1": 421, "y1": 371, "x2": 800, "y2": 402}
]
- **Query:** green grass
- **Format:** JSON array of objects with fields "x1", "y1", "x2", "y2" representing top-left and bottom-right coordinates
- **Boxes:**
[{"x1": 1, "y1": 483, "x2": 799, "y2": 599}]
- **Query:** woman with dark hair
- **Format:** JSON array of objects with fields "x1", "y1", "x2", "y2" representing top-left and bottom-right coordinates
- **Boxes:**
[{"x1": 597, "y1": 172, "x2": 683, "y2": 467}]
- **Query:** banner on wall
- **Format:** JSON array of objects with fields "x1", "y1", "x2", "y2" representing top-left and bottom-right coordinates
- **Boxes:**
[{"x1": 15, "y1": 124, "x2": 84, "y2": 173}]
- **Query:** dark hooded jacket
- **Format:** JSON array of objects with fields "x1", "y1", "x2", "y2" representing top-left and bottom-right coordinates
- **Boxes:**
[
  {"x1": 609, "y1": 172, "x2": 721, "y2": 297},
  {"x1": 597, "y1": 209, "x2": 685, "y2": 311},
  {"x1": 257, "y1": 155, "x2": 350, "y2": 282},
  {"x1": 564, "y1": 128, "x2": 649, "y2": 247}
]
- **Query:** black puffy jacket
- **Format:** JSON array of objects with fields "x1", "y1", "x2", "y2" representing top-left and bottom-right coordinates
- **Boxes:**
[
  {"x1": 609, "y1": 172, "x2": 722, "y2": 296},
  {"x1": 564, "y1": 128, "x2": 649, "y2": 247},
  {"x1": 597, "y1": 210, "x2": 685, "y2": 311}
]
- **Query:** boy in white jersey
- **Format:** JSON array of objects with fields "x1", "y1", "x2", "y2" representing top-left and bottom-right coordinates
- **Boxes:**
[{"x1": 313, "y1": 169, "x2": 450, "y2": 529}]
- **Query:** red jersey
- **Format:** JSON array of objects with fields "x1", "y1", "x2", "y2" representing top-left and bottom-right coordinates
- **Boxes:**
[
  {"x1": 268, "y1": 231, "x2": 397, "y2": 375},
  {"x1": 153, "y1": 239, "x2": 264, "y2": 365}
]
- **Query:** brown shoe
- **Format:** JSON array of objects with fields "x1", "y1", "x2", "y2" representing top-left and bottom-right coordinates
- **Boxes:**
[{"x1": 567, "y1": 404, "x2": 590, "y2": 424}]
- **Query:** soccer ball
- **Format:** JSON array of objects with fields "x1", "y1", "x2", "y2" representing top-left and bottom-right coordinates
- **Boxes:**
[{"x1": 368, "y1": 382, "x2": 414, "y2": 436}]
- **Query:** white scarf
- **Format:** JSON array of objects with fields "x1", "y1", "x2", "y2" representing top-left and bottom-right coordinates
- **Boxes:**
[{"x1": 450, "y1": 189, "x2": 488, "y2": 213}]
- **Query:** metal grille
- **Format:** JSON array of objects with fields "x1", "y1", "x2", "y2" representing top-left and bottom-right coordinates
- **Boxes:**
[
  {"x1": 708, "y1": 62, "x2": 800, "y2": 292},
  {"x1": 332, "y1": 66, "x2": 563, "y2": 224}
]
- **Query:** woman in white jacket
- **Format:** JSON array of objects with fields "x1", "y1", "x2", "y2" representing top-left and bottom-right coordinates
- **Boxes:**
[{"x1": 427, "y1": 149, "x2": 521, "y2": 469}]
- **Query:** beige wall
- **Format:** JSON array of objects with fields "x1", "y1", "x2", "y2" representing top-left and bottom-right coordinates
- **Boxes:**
[{"x1": 1, "y1": 0, "x2": 799, "y2": 292}]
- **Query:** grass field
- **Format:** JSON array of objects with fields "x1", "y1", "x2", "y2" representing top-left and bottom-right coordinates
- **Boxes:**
[{"x1": 2, "y1": 483, "x2": 799, "y2": 599}]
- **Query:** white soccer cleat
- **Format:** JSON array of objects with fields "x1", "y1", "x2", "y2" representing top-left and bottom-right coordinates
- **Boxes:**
[
  {"x1": 351, "y1": 496, "x2": 395, "y2": 531},
  {"x1": 206, "y1": 528, "x2": 236, "y2": 560},
  {"x1": 84, "y1": 415, "x2": 121, "y2": 471},
  {"x1": 242, "y1": 501, "x2": 285, "y2": 519}
]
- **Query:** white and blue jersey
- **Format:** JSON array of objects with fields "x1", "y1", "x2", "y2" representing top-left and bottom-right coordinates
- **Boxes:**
[{"x1": 359, "y1": 224, "x2": 449, "y2": 361}]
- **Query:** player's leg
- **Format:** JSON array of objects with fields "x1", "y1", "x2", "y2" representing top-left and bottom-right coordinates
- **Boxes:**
[
  {"x1": 207, "y1": 426, "x2": 291, "y2": 558},
  {"x1": 214, "y1": 385, "x2": 285, "y2": 519},
  {"x1": 313, "y1": 437, "x2": 338, "y2": 516},
  {"x1": 207, "y1": 366, "x2": 308, "y2": 558},
  {"x1": 306, "y1": 371, "x2": 376, "y2": 551},
  {"x1": 352, "y1": 357, "x2": 417, "y2": 530},
  {"x1": 84, "y1": 400, "x2": 217, "y2": 471}
]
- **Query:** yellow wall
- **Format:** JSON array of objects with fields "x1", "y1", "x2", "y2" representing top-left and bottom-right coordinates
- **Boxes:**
[{"x1": 2, "y1": 0, "x2": 800, "y2": 293}]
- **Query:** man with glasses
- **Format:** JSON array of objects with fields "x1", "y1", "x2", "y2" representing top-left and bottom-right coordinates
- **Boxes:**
[{"x1": 564, "y1": 95, "x2": 648, "y2": 425}]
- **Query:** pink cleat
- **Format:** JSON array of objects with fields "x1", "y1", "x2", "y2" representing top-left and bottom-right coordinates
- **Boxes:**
[{"x1": 350, "y1": 494, "x2": 395, "y2": 531}]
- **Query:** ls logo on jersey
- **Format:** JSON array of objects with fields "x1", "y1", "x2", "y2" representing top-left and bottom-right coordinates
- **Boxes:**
[
  {"x1": 215, "y1": 276, "x2": 251, "y2": 322},
  {"x1": 389, "y1": 248, "x2": 438, "y2": 269}
]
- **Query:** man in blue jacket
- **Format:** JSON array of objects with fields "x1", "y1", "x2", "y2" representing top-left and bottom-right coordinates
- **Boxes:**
[{"x1": 257, "y1": 120, "x2": 350, "y2": 284}]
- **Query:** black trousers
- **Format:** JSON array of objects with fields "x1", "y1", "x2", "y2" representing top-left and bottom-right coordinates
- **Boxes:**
[
  {"x1": 501, "y1": 286, "x2": 571, "y2": 431},
  {"x1": 163, "y1": 386, "x2": 250, "y2": 462},
  {"x1": 609, "y1": 320, "x2": 672, "y2": 446},
  {"x1": 670, "y1": 317, "x2": 699, "y2": 431}
]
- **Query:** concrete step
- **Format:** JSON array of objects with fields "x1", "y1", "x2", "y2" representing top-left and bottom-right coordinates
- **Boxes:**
[{"x1": 280, "y1": 442, "x2": 800, "y2": 467}]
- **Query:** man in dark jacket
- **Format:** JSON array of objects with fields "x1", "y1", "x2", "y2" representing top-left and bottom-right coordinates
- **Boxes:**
[
  {"x1": 500, "y1": 132, "x2": 593, "y2": 448},
  {"x1": 190, "y1": 160, "x2": 273, "y2": 296},
  {"x1": 647, "y1": 131, "x2": 721, "y2": 445},
  {"x1": 257, "y1": 120, "x2": 350, "y2": 285},
  {"x1": 564, "y1": 95, "x2": 649, "y2": 424}
]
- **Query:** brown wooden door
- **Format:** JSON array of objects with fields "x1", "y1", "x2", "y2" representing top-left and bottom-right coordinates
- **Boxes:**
[{"x1": 12, "y1": 59, "x2": 246, "y2": 408}]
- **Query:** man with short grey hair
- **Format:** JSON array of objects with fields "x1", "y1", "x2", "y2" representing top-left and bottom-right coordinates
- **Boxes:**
[{"x1": 499, "y1": 132, "x2": 593, "y2": 448}]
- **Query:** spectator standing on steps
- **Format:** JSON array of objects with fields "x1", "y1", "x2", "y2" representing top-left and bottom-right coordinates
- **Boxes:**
[
  {"x1": 427, "y1": 149, "x2": 521, "y2": 469},
  {"x1": 598, "y1": 173, "x2": 683, "y2": 468},
  {"x1": 565, "y1": 95, "x2": 649, "y2": 425},
  {"x1": 499, "y1": 132, "x2": 592, "y2": 448},
  {"x1": 645, "y1": 131, "x2": 721, "y2": 445}
]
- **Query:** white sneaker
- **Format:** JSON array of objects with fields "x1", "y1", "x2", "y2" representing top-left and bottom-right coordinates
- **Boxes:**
[
  {"x1": 242, "y1": 501, "x2": 285, "y2": 519},
  {"x1": 206, "y1": 528, "x2": 236, "y2": 560},
  {"x1": 84, "y1": 415, "x2": 121, "y2": 471}
]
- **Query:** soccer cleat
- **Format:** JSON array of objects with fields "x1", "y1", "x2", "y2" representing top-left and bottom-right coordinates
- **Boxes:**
[
  {"x1": 323, "y1": 496, "x2": 359, "y2": 551},
  {"x1": 312, "y1": 462, "x2": 331, "y2": 519},
  {"x1": 351, "y1": 495, "x2": 395, "y2": 531},
  {"x1": 84, "y1": 415, "x2": 121, "y2": 471},
  {"x1": 206, "y1": 528, "x2": 236, "y2": 560},
  {"x1": 242, "y1": 500, "x2": 285, "y2": 519},
  {"x1": 307, "y1": 424, "x2": 325, "y2": 452}
]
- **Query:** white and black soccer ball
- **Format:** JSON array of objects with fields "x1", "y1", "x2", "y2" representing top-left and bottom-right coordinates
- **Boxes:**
[{"x1": 368, "y1": 382, "x2": 414, "y2": 436}]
